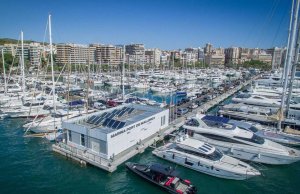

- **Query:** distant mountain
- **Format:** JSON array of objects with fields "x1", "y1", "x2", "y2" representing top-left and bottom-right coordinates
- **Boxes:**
[{"x1": 0, "y1": 38, "x2": 47, "y2": 45}]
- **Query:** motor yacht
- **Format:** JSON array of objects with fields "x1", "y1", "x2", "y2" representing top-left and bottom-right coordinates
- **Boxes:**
[
  {"x1": 182, "y1": 114, "x2": 300, "y2": 164},
  {"x1": 153, "y1": 135, "x2": 260, "y2": 180}
]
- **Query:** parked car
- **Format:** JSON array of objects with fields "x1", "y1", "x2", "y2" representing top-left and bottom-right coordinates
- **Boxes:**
[
  {"x1": 188, "y1": 103, "x2": 198, "y2": 109},
  {"x1": 176, "y1": 108, "x2": 189, "y2": 116},
  {"x1": 93, "y1": 102, "x2": 106, "y2": 110},
  {"x1": 107, "y1": 100, "x2": 118, "y2": 107},
  {"x1": 181, "y1": 98, "x2": 190, "y2": 103}
]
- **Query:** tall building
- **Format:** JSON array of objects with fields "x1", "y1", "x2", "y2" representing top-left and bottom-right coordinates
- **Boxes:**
[
  {"x1": 239, "y1": 47, "x2": 251, "y2": 63},
  {"x1": 251, "y1": 50, "x2": 272, "y2": 65},
  {"x1": 225, "y1": 47, "x2": 240, "y2": 65},
  {"x1": 96, "y1": 45, "x2": 123, "y2": 65},
  {"x1": 56, "y1": 44, "x2": 89, "y2": 65},
  {"x1": 204, "y1": 46, "x2": 225, "y2": 66},
  {"x1": 125, "y1": 44, "x2": 145, "y2": 65},
  {"x1": 88, "y1": 44, "x2": 98, "y2": 64},
  {"x1": 266, "y1": 47, "x2": 283, "y2": 69},
  {"x1": 204, "y1": 43, "x2": 213, "y2": 54},
  {"x1": 145, "y1": 48, "x2": 161, "y2": 66}
]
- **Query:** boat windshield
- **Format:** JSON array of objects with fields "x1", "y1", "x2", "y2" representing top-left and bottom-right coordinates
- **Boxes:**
[
  {"x1": 249, "y1": 126, "x2": 258, "y2": 133},
  {"x1": 185, "y1": 119, "x2": 199, "y2": 127},
  {"x1": 175, "y1": 147, "x2": 223, "y2": 161},
  {"x1": 235, "y1": 134, "x2": 265, "y2": 145},
  {"x1": 207, "y1": 150, "x2": 223, "y2": 161}
]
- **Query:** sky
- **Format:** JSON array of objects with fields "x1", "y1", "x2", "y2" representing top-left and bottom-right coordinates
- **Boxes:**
[{"x1": 0, "y1": 0, "x2": 292, "y2": 50}]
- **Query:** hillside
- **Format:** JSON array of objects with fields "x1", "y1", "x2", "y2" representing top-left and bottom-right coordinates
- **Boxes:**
[{"x1": 0, "y1": 38, "x2": 47, "y2": 45}]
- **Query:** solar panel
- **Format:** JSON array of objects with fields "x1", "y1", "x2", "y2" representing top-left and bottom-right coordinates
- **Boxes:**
[
  {"x1": 100, "y1": 112, "x2": 108, "y2": 118},
  {"x1": 128, "y1": 108, "x2": 135, "y2": 114},
  {"x1": 91, "y1": 116, "x2": 102, "y2": 124},
  {"x1": 111, "y1": 109, "x2": 118, "y2": 114},
  {"x1": 105, "y1": 113, "x2": 112, "y2": 118},
  {"x1": 117, "y1": 122, "x2": 126, "y2": 129},
  {"x1": 118, "y1": 110, "x2": 126, "y2": 117},
  {"x1": 107, "y1": 119, "x2": 116, "y2": 127},
  {"x1": 114, "y1": 110, "x2": 122, "y2": 115},
  {"x1": 87, "y1": 115, "x2": 97, "y2": 123},
  {"x1": 112, "y1": 121, "x2": 120, "y2": 129},
  {"x1": 123, "y1": 107, "x2": 130, "y2": 112},
  {"x1": 95, "y1": 117, "x2": 105, "y2": 125},
  {"x1": 102, "y1": 118, "x2": 111, "y2": 127},
  {"x1": 121, "y1": 107, "x2": 127, "y2": 111},
  {"x1": 108, "y1": 113, "x2": 116, "y2": 119}
]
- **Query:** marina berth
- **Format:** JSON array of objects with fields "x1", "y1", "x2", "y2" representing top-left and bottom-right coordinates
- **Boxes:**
[
  {"x1": 182, "y1": 114, "x2": 300, "y2": 165},
  {"x1": 153, "y1": 135, "x2": 260, "y2": 180}
]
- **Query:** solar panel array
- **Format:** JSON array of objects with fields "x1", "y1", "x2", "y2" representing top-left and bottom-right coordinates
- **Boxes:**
[{"x1": 85, "y1": 106, "x2": 135, "y2": 129}]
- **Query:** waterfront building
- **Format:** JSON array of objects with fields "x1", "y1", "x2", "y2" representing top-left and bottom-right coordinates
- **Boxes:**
[
  {"x1": 225, "y1": 47, "x2": 240, "y2": 65},
  {"x1": 204, "y1": 43, "x2": 213, "y2": 54},
  {"x1": 56, "y1": 43, "x2": 89, "y2": 65},
  {"x1": 53, "y1": 104, "x2": 169, "y2": 172},
  {"x1": 251, "y1": 50, "x2": 272, "y2": 65},
  {"x1": 205, "y1": 46, "x2": 225, "y2": 66},
  {"x1": 96, "y1": 44, "x2": 123, "y2": 66},
  {"x1": 266, "y1": 47, "x2": 283, "y2": 69},
  {"x1": 239, "y1": 48, "x2": 251, "y2": 63},
  {"x1": 88, "y1": 44, "x2": 98, "y2": 64},
  {"x1": 125, "y1": 44, "x2": 145, "y2": 65},
  {"x1": 145, "y1": 48, "x2": 161, "y2": 66}
]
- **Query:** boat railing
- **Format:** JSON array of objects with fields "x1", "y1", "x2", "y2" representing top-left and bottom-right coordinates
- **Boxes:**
[
  {"x1": 55, "y1": 142, "x2": 111, "y2": 167},
  {"x1": 247, "y1": 161, "x2": 268, "y2": 171}
]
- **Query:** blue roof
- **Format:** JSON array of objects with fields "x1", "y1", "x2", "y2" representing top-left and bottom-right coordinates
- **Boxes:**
[{"x1": 203, "y1": 115, "x2": 229, "y2": 124}]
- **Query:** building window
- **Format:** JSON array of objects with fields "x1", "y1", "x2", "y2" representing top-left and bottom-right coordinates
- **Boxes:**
[
  {"x1": 161, "y1": 116, "x2": 166, "y2": 126},
  {"x1": 81, "y1": 134, "x2": 85, "y2": 146},
  {"x1": 68, "y1": 130, "x2": 72, "y2": 142}
]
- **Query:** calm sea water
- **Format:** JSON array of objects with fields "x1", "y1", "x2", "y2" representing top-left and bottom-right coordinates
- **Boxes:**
[{"x1": 1, "y1": 105, "x2": 300, "y2": 193}]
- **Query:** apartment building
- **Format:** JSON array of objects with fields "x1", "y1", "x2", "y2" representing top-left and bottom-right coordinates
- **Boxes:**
[{"x1": 96, "y1": 45, "x2": 123, "y2": 65}]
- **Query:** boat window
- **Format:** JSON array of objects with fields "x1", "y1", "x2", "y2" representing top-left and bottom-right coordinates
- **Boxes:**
[
  {"x1": 234, "y1": 134, "x2": 265, "y2": 145},
  {"x1": 175, "y1": 146, "x2": 223, "y2": 161},
  {"x1": 185, "y1": 119, "x2": 199, "y2": 127},
  {"x1": 199, "y1": 133, "x2": 246, "y2": 144},
  {"x1": 81, "y1": 134, "x2": 85, "y2": 146},
  {"x1": 207, "y1": 150, "x2": 223, "y2": 161},
  {"x1": 249, "y1": 126, "x2": 258, "y2": 133}
]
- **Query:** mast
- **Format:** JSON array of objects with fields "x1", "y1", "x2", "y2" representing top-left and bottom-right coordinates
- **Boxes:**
[
  {"x1": 277, "y1": 0, "x2": 299, "y2": 130},
  {"x1": 281, "y1": 0, "x2": 295, "y2": 82},
  {"x1": 86, "y1": 57, "x2": 90, "y2": 115},
  {"x1": 1, "y1": 49, "x2": 7, "y2": 94},
  {"x1": 49, "y1": 14, "x2": 56, "y2": 112},
  {"x1": 286, "y1": 16, "x2": 300, "y2": 113},
  {"x1": 122, "y1": 45, "x2": 125, "y2": 100},
  {"x1": 21, "y1": 31, "x2": 26, "y2": 97}
]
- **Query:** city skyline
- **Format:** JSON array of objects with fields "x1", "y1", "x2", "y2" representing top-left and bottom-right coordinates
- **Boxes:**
[{"x1": 0, "y1": 0, "x2": 291, "y2": 50}]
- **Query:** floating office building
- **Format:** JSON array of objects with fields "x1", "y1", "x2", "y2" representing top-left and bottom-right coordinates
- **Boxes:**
[{"x1": 53, "y1": 104, "x2": 169, "y2": 172}]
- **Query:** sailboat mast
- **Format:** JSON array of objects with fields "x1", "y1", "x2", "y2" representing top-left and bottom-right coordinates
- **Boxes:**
[
  {"x1": 286, "y1": 17, "x2": 300, "y2": 113},
  {"x1": 277, "y1": 0, "x2": 299, "y2": 130},
  {"x1": 49, "y1": 14, "x2": 56, "y2": 112},
  {"x1": 281, "y1": 0, "x2": 295, "y2": 82},
  {"x1": 21, "y1": 31, "x2": 26, "y2": 97},
  {"x1": 1, "y1": 49, "x2": 7, "y2": 94},
  {"x1": 122, "y1": 45, "x2": 125, "y2": 100}
]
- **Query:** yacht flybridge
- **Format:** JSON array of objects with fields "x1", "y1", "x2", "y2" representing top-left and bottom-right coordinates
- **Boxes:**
[
  {"x1": 182, "y1": 114, "x2": 300, "y2": 165},
  {"x1": 152, "y1": 135, "x2": 260, "y2": 180}
]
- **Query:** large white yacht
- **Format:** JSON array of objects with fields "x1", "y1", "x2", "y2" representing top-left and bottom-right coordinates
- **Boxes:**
[
  {"x1": 182, "y1": 114, "x2": 300, "y2": 165},
  {"x1": 232, "y1": 94, "x2": 280, "y2": 107},
  {"x1": 153, "y1": 135, "x2": 260, "y2": 180}
]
